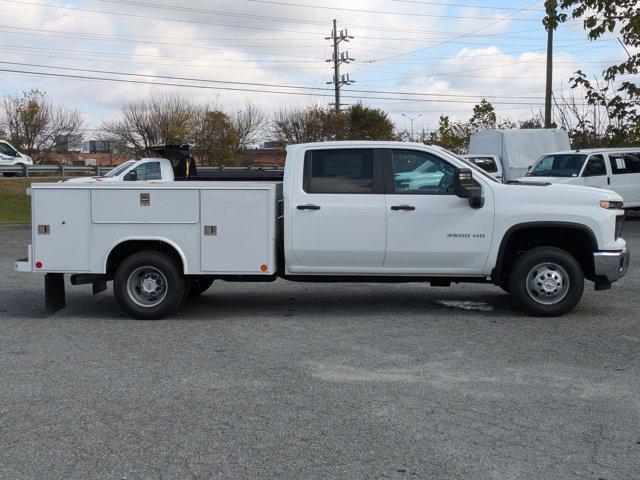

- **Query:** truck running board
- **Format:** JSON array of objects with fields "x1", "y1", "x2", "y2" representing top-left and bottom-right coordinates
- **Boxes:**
[{"x1": 45, "y1": 273, "x2": 66, "y2": 314}]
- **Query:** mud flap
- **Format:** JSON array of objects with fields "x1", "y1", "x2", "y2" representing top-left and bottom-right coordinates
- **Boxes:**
[{"x1": 45, "y1": 273, "x2": 66, "y2": 314}]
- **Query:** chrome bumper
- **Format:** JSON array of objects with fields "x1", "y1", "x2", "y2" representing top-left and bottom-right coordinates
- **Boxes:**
[{"x1": 593, "y1": 248, "x2": 630, "y2": 283}]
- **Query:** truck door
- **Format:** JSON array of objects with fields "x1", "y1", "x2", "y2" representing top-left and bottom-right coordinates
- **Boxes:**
[
  {"x1": 383, "y1": 148, "x2": 494, "y2": 274},
  {"x1": 581, "y1": 154, "x2": 608, "y2": 189},
  {"x1": 288, "y1": 148, "x2": 386, "y2": 271},
  {"x1": 607, "y1": 152, "x2": 640, "y2": 206}
]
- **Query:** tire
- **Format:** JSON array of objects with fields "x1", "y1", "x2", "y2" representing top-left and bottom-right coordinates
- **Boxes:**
[
  {"x1": 186, "y1": 276, "x2": 214, "y2": 299},
  {"x1": 113, "y1": 250, "x2": 186, "y2": 320},
  {"x1": 508, "y1": 246, "x2": 584, "y2": 317},
  {"x1": 3, "y1": 172, "x2": 15, "y2": 177},
  {"x1": 498, "y1": 282, "x2": 510, "y2": 294}
]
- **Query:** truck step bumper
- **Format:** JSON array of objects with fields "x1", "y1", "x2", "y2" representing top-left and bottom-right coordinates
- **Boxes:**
[
  {"x1": 593, "y1": 248, "x2": 630, "y2": 284},
  {"x1": 14, "y1": 245, "x2": 33, "y2": 272}
]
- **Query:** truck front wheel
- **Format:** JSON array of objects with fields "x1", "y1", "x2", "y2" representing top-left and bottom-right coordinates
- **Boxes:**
[
  {"x1": 113, "y1": 251, "x2": 186, "y2": 320},
  {"x1": 508, "y1": 246, "x2": 584, "y2": 317}
]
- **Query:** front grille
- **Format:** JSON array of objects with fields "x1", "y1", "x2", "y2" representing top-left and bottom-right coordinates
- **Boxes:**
[{"x1": 615, "y1": 214, "x2": 625, "y2": 240}]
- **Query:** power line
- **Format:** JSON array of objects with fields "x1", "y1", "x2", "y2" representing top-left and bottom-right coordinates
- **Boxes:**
[
  {"x1": 389, "y1": 0, "x2": 544, "y2": 10},
  {"x1": 95, "y1": 0, "x2": 554, "y2": 22},
  {"x1": 0, "y1": 60, "x2": 600, "y2": 104},
  {"x1": 367, "y1": 0, "x2": 543, "y2": 63}
]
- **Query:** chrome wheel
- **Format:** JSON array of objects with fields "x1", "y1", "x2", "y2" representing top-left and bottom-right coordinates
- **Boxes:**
[
  {"x1": 526, "y1": 262, "x2": 570, "y2": 305},
  {"x1": 126, "y1": 266, "x2": 168, "y2": 308}
]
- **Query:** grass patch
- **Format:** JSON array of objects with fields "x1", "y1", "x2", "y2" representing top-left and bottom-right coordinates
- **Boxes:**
[{"x1": 0, "y1": 178, "x2": 56, "y2": 224}]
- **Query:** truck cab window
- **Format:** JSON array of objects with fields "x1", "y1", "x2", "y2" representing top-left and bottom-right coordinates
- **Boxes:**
[
  {"x1": 468, "y1": 156, "x2": 498, "y2": 173},
  {"x1": 392, "y1": 149, "x2": 455, "y2": 194},
  {"x1": 0, "y1": 142, "x2": 17, "y2": 157},
  {"x1": 583, "y1": 155, "x2": 606, "y2": 176},
  {"x1": 129, "y1": 162, "x2": 162, "y2": 181},
  {"x1": 305, "y1": 149, "x2": 374, "y2": 193}
]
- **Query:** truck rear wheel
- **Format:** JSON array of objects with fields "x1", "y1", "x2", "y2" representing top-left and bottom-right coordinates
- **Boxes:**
[
  {"x1": 508, "y1": 246, "x2": 584, "y2": 317},
  {"x1": 113, "y1": 251, "x2": 185, "y2": 320}
]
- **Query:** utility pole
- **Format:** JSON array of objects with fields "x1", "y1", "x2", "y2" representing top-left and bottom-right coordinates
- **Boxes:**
[
  {"x1": 402, "y1": 113, "x2": 422, "y2": 141},
  {"x1": 326, "y1": 19, "x2": 354, "y2": 112},
  {"x1": 544, "y1": 7, "x2": 555, "y2": 128}
]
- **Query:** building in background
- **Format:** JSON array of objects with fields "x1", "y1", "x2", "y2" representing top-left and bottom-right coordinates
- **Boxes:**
[{"x1": 54, "y1": 134, "x2": 84, "y2": 153}]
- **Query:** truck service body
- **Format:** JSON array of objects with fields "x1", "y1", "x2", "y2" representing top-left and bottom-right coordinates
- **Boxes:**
[{"x1": 16, "y1": 141, "x2": 629, "y2": 319}]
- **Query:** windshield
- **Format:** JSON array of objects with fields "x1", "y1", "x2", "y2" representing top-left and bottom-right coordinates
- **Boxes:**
[
  {"x1": 104, "y1": 160, "x2": 136, "y2": 178},
  {"x1": 527, "y1": 154, "x2": 587, "y2": 177},
  {"x1": 452, "y1": 153, "x2": 499, "y2": 183}
]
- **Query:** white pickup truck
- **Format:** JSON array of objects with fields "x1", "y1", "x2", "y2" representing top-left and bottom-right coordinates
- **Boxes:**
[{"x1": 15, "y1": 141, "x2": 629, "y2": 319}]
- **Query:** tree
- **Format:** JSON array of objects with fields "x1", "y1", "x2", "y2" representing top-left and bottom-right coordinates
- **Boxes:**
[
  {"x1": 346, "y1": 103, "x2": 395, "y2": 140},
  {"x1": 519, "y1": 114, "x2": 544, "y2": 129},
  {"x1": 548, "y1": 0, "x2": 639, "y2": 144},
  {"x1": 469, "y1": 99, "x2": 497, "y2": 131},
  {"x1": 271, "y1": 105, "x2": 348, "y2": 145},
  {"x1": 230, "y1": 103, "x2": 266, "y2": 150},
  {"x1": 271, "y1": 103, "x2": 395, "y2": 145},
  {"x1": 193, "y1": 109, "x2": 238, "y2": 166},
  {"x1": 427, "y1": 115, "x2": 471, "y2": 154},
  {"x1": 0, "y1": 89, "x2": 84, "y2": 163},
  {"x1": 101, "y1": 93, "x2": 198, "y2": 154}
]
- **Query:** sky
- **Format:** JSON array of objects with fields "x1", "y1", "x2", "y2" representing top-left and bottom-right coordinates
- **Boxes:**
[{"x1": 0, "y1": 0, "x2": 637, "y2": 141}]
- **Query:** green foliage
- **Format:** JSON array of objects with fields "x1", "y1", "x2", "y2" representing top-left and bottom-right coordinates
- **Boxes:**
[
  {"x1": 469, "y1": 99, "x2": 497, "y2": 131},
  {"x1": 272, "y1": 103, "x2": 394, "y2": 144},
  {"x1": 194, "y1": 109, "x2": 238, "y2": 166},
  {"x1": 548, "y1": 0, "x2": 639, "y2": 145},
  {"x1": 428, "y1": 99, "x2": 520, "y2": 153},
  {"x1": 346, "y1": 103, "x2": 395, "y2": 140}
]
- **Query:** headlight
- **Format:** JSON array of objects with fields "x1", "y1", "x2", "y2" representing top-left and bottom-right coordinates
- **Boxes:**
[{"x1": 600, "y1": 200, "x2": 624, "y2": 209}]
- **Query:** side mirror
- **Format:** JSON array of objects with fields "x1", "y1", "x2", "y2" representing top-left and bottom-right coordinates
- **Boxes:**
[
  {"x1": 454, "y1": 168, "x2": 484, "y2": 209},
  {"x1": 124, "y1": 169, "x2": 138, "y2": 181}
]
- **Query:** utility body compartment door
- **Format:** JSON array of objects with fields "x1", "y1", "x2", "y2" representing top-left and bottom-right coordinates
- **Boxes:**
[
  {"x1": 200, "y1": 189, "x2": 274, "y2": 273},
  {"x1": 32, "y1": 188, "x2": 91, "y2": 272}
]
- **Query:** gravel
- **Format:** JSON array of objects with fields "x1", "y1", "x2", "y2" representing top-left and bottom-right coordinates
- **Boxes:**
[{"x1": 1, "y1": 221, "x2": 639, "y2": 479}]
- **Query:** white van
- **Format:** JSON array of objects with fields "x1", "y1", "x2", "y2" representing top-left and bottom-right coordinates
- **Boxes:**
[
  {"x1": 0, "y1": 140, "x2": 33, "y2": 176},
  {"x1": 520, "y1": 148, "x2": 640, "y2": 209}
]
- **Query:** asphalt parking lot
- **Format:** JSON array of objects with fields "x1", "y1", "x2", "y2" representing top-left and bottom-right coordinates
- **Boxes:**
[{"x1": 1, "y1": 221, "x2": 639, "y2": 480}]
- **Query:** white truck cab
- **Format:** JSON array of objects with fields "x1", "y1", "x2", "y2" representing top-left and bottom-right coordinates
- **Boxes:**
[
  {"x1": 16, "y1": 141, "x2": 629, "y2": 320},
  {"x1": 0, "y1": 140, "x2": 33, "y2": 176},
  {"x1": 519, "y1": 148, "x2": 640, "y2": 209},
  {"x1": 65, "y1": 157, "x2": 174, "y2": 183}
]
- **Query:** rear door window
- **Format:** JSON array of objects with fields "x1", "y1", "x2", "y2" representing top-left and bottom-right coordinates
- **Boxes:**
[
  {"x1": 304, "y1": 149, "x2": 378, "y2": 194},
  {"x1": 609, "y1": 153, "x2": 640, "y2": 175}
]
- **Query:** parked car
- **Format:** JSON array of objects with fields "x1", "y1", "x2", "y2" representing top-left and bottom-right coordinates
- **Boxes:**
[
  {"x1": 0, "y1": 140, "x2": 33, "y2": 176},
  {"x1": 463, "y1": 129, "x2": 571, "y2": 182},
  {"x1": 16, "y1": 141, "x2": 628, "y2": 320},
  {"x1": 519, "y1": 148, "x2": 640, "y2": 209},
  {"x1": 64, "y1": 158, "x2": 174, "y2": 183}
]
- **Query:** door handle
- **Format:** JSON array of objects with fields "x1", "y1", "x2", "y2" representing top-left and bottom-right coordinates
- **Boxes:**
[
  {"x1": 607, "y1": 176, "x2": 611, "y2": 185},
  {"x1": 391, "y1": 205, "x2": 416, "y2": 211},
  {"x1": 297, "y1": 204, "x2": 321, "y2": 210}
]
